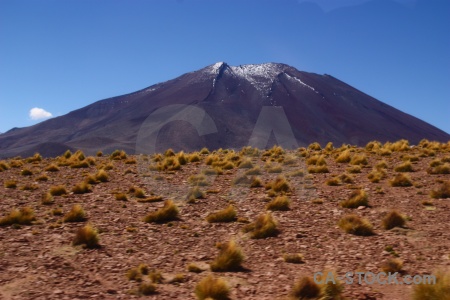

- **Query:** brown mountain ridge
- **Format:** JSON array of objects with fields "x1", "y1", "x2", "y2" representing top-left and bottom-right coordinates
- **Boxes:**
[{"x1": 0, "y1": 62, "x2": 448, "y2": 158}]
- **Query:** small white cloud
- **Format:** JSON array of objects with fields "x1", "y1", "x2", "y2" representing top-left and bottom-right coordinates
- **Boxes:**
[{"x1": 29, "y1": 107, "x2": 53, "y2": 120}]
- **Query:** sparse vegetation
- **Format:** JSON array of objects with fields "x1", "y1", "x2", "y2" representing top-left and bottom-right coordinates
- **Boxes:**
[
  {"x1": 430, "y1": 181, "x2": 450, "y2": 199},
  {"x1": 382, "y1": 210, "x2": 405, "y2": 230},
  {"x1": 210, "y1": 240, "x2": 244, "y2": 272},
  {"x1": 381, "y1": 258, "x2": 403, "y2": 273},
  {"x1": 95, "y1": 169, "x2": 109, "y2": 182},
  {"x1": 143, "y1": 200, "x2": 179, "y2": 223},
  {"x1": 72, "y1": 224, "x2": 100, "y2": 248},
  {"x1": 389, "y1": 173, "x2": 413, "y2": 187},
  {"x1": 195, "y1": 275, "x2": 230, "y2": 300},
  {"x1": 266, "y1": 195, "x2": 290, "y2": 211},
  {"x1": 283, "y1": 253, "x2": 304, "y2": 264},
  {"x1": 242, "y1": 213, "x2": 278, "y2": 239},
  {"x1": 4, "y1": 180, "x2": 17, "y2": 188},
  {"x1": 206, "y1": 205, "x2": 237, "y2": 223},
  {"x1": 0, "y1": 207, "x2": 36, "y2": 226},
  {"x1": 72, "y1": 182, "x2": 92, "y2": 194},
  {"x1": 335, "y1": 150, "x2": 351, "y2": 163},
  {"x1": 64, "y1": 204, "x2": 87, "y2": 222},
  {"x1": 49, "y1": 185, "x2": 68, "y2": 196},
  {"x1": 412, "y1": 270, "x2": 450, "y2": 300},
  {"x1": 394, "y1": 161, "x2": 414, "y2": 172},
  {"x1": 350, "y1": 154, "x2": 368, "y2": 165},
  {"x1": 340, "y1": 189, "x2": 369, "y2": 208},
  {"x1": 290, "y1": 276, "x2": 321, "y2": 299},
  {"x1": 338, "y1": 214, "x2": 374, "y2": 236}
]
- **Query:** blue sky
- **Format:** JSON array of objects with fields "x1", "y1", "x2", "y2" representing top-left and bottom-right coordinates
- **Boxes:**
[{"x1": 0, "y1": 0, "x2": 449, "y2": 135}]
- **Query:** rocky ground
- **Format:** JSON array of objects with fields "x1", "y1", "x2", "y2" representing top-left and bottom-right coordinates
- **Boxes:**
[{"x1": 0, "y1": 141, "x2": 449, "y2": 300}]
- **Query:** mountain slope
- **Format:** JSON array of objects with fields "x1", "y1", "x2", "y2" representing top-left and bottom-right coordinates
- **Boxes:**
[{"x1": 0, "y1": 62, "x2": 448, "y2": 158}]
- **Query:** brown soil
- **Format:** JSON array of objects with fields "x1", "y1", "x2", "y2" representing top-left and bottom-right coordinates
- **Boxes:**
[{"x1": 0, "y1": 143, "x2": 449, "y2": 299}]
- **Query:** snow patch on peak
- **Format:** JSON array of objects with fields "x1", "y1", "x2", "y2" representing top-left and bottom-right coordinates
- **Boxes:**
[
  {"x1": 230, "y1": 63, "x2": 285, "y2": 94},
  {"x1": 284, "y1": 73, "x2": 318, "y2": 93},
  {"x1": 209, "y1": 62, "x2": 226, "y2": 74}
]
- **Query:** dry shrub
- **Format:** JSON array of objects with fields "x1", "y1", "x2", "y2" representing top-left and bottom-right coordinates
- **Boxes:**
[
  {"x1": 350, "y1": 154, "x2": 368, "y2": 165},
  {"x1": 110, "y1": 149, "x2": 127, "y2": 160},
  {"x1": 242, "y1": 213, "x2": 279, "y2": 239},
  {"x1": 189, "y1": 174, "x2": 209, "y2": 186},
  {"x1": 206, "y1": 205, "x2": 237, "y2": 223},
  {"x1": 49, "y1": 185, "x2": 68, "y2": 196},
  {"x1": 394, "y1": 161, "x2": 414, "y2": 172},
  {"x1": 187, "y1": 263, "x2": 204, "y2": 273},
  {"x1": 339, "y1": 173, "x2": 354, "y2": 184},
  {"x1": 250, "y1": 176, "x2": 263, "y2": 188},
  {"x1": 335, "y1": 150, "x2": 351, "y2": 163},
  {"x1": 138, "y1": 282, "x2": 157, "y2": 295},
  {"x1": 244, "y1": 166, "x2": 262, "y2": 175},
  {"x1": 115, "y1": 193, "x2": 128, "y2": 201},
  {"x1": 232, "y1": 174, "x2": 252, "y2": 186},
  {"x1": 21, "y1": 168, "x2": 33, "y2": 176},
  {"x1": 210, "y1": 240, "x2": 244, "y2": 272},
  {"x1": 4, "y1": 180, "x2": 17, "y2": 188},
  {"x1": 306, "y1": 155, "x2": 326, "y2": 166},
  {"x1": 283, "y1": 253, "x2": 304, "y2": 264},
  {"x1": 290, "y1": 276, "x2": 321, "y2": 299},
  {"x1": 45, "y1": 164, "x2": 59, "y2": 172},
  {"x1": 430, "y1": 181, "x2": 450, "y2": 199},
  {"x1": 265, "y1": 176, "x2": 291, "y2": 194},
  {"x1": 308, "y1": 165, "x2": 329, "y2": 173},
  {"x1": 195, "y1": 275, "x2": 230, "y2": 300},
  {"x1": 143, "y1": 200, "x2": 179, "y2": 223},
  {"x1": 41, "y1": 193, "x2": 54, "y2": 205},
  {"x1": 367, "y1": 168, "x2": 386, "y2": 183},
  {"x1": 95, "y1": 169, "x2": 109, "y2": 182},
  {"x1": 187, "y1": 186, "x2": 206, "y2": 201},
  {"x1": 427, "y1": 163, "x2": 450, "y2": 174},
  {"x1": 307, "y1": 142, "x2": 321, "y2": 151},
  {"x1": 381, "y1": 258, "x2": 403, "y2": 273},
  {"x1": 340, "y1": 190, "x2": 369, "y2": 208},
  {"x1": 389, "y1": 174, "x2": 413, "y2": 187},
  {"x1": 412, "y1": 270, "x2": 450, "y2": 300},
  {"x1": 64, "y1": 204, "x2": 86, "y2": 222},
  {"x1": 266, "y1": 195, "x2": 290, "y2": 211},
  {"x1": 382, "y1": 210, "x2": 405, "y2": 230},
  {"x1": 72, "y1": 182, "x2": 92, "y2": 194},
  {"x1": 346, "y1": 165, "x2": 361, "y2": 173},
  {"x1": 0, "y1": 207, "x2": 35, "y2": 226},
  {"x1": 72, "y1": 224, "x2": 100, "y2": 248},
  {"x1": 338, "y1": 214, "x2": 374, "y2": 236}
]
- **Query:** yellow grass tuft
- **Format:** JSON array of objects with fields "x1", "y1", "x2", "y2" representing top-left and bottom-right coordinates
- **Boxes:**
[
  {"x1": 49, "y1": 185, "x2": 68, "y2": 196},
  {"x1": 381, "y1": 258, "x2": 403, "y2": 273},
  {"x1": 266, "y1": 195, "x2": 290, "y2": 211},
  {"x1": 195, "y1": 275, "x2": 230, "y2": 300},
  {"x1": 242, "y1": 213, "x2": 279, "y2": 239},
  {"x1": 290, "y1": 276, "x2": 321, "y2": 299},
  {"x1": 382, "y1": 210, "x2": 405, "y2": 230},
  {"x1": 338, "y1": 214, "x2": 374, "y2": 236},
  {"x1": 0, "y1": 207, "x2": 36, "y2": 226},
  {"x1": 206, "y1": 205, "x2": 237, "y2": 223},
  {"x1": 143, "y1": 200, "x2": 179, "y2": 223},
  {"x1": 394, "y1": 161, "x2": 414, "y2": 172},
  {"x1": 72, "y1": 182, "x2": 92, "y2": 194},
  {"x1": 412, "y1": 270, "x2": 450, "y2": 300},
  {"x1": 72, "y1": 224, "x2": 100, "y2": 248},
  {"x1": 64, "y1": 204, "x2": 87, "y2": 222},
  {"x1": 389, "y1": 173, "x2": 413, "y2": 187},
  {"x1": 430, "y1": 181, "x2": 450, "y2": 199},
  {"x1": 210, "y1": 240, "x2": 244, "y2": 272},
  {"x1": 340, "y1": 189, "x2": 369, "y2": 208}
]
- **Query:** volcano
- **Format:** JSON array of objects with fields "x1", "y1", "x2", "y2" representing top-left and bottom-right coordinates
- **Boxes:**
[{"x1": 0, "y1": 62, "x2": 448, "y2": 158}]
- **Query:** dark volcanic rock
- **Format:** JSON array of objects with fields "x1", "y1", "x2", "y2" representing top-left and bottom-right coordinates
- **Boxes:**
[{"x1": 0, "y1": 62, "x2": 448, "y2": 157}]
